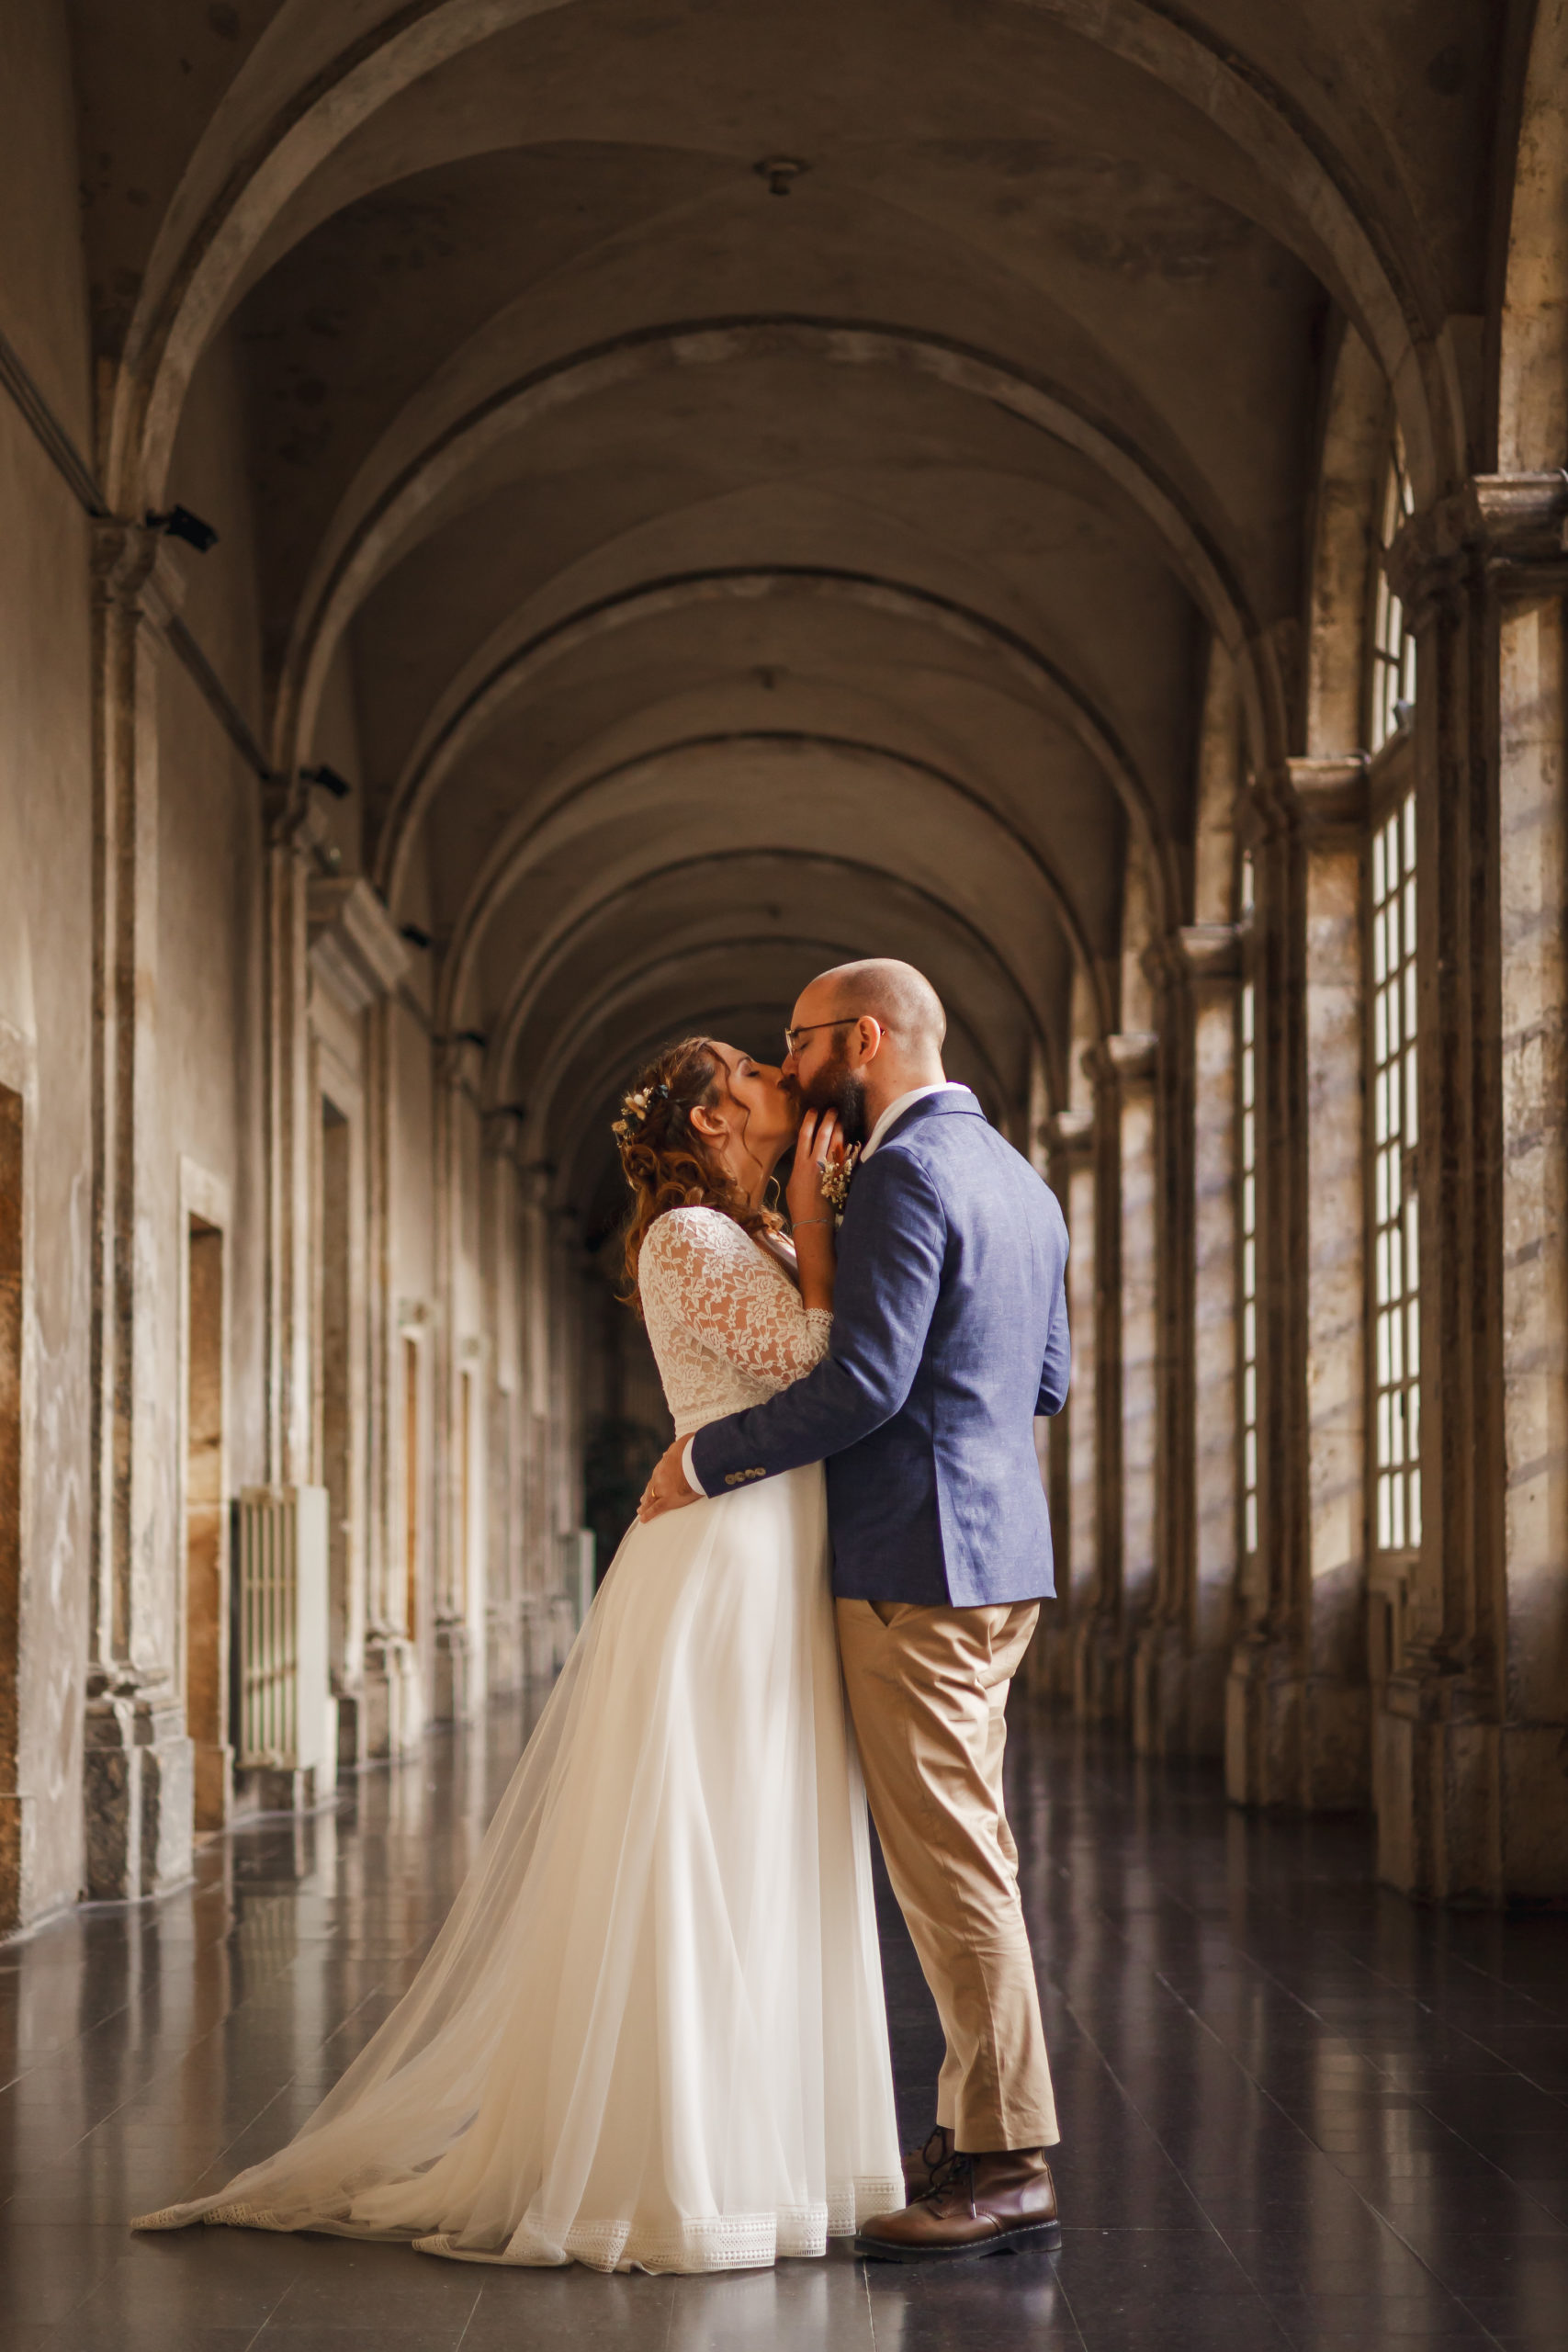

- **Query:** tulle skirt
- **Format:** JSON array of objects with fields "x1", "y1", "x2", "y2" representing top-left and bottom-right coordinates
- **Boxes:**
[{"x1": 132, "y1": 1464, "x2": 903, "y2": 2272}]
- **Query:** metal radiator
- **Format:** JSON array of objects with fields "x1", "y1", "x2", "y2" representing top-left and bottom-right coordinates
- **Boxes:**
[{"x1": 234, "y1": 1485, "x2": 333, "y2": 1773}]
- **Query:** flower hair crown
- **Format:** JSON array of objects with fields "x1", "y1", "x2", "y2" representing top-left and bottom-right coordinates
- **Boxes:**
[{"x1": 612, "y1": 1079, "x2": 671, "y2": 1144}]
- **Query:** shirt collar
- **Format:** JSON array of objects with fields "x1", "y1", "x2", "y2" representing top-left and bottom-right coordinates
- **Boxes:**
[{"x1": 860, "y1": 1081, "x2": 971, "y2": 1160}]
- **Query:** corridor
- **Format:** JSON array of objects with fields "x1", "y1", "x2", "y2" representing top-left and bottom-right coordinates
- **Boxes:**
[
  {"x1": 3, "y1": 1700, "x2": 1565, "y2": 2352},
  {"x1": 5, "y1": 0, "x2": 1568, "y2": 2327}
]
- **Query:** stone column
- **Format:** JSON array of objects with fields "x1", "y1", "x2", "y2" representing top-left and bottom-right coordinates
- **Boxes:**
[
  {"x1": 82, "y1": 526, "x2": 193, "y2": 1901},
  {"x1": 1076, "y1": 1034, "x2": 1157, "y2": 1719},
  {"x1": 306, "y1": 877, "x2": 410, "y2": 1768},
  {"x1": 432, "y1": 1037, "x2": 479, "y2": 1723},
  {"x1": 1037, "y1": 1107, "x2": 1094, "y2": 1702},
  {"x1": 1136, "y1": 925, "x2": 1241, "y2": 1758},
  {"x1": 514, "y1": 1162, "x2": 551, "y2": 1678},
  {"x1": 1132, "y1": 940, "x2": 1195, "y2": 1758},
  {"x1": 481, "y1": 1113, "x2": 526, "y2": 1694},
  {"x1": 1226, "y1": 764, "x2": 1371, "y2": 1808},
  {"x1": 1186, "y1": 925, "x2": 1243, "y2": 1755},
  {"x1": 1225, "y1": 790, "x2": 1310, "y2": 1807},
  {"x1": 1376, "y1": 472, "x2": 1568, "y2": 1899},
  {"x1": 1495, "y1": 547, "x2": 1568, "y2": 1897},
  {"x1": 1294, "y1": 759, "x2": 1372, "y2": 1805},
  {"x1": 360, "y1": 989, "x2": 419, "y2": 1758}
]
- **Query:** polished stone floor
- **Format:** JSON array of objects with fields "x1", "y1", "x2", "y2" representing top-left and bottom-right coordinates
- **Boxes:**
[{"x1": 3, "y1": 1695, "x2": 1566, "y2": 2351}]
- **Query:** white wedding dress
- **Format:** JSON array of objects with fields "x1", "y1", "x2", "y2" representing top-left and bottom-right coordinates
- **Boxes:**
[{"x1": 134, "y1": 1205, "x2": 902, "y2": 2272}]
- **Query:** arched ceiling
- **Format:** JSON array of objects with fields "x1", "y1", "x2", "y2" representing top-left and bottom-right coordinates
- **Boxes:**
[{"x1": 73, "y1": 0, "x2": 1506, "y2": 1223}]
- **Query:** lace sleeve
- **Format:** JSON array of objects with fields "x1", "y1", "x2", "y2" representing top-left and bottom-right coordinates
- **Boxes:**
[{"x1": 639, "y1": 1209, "x2": 832, "y2": 1383}]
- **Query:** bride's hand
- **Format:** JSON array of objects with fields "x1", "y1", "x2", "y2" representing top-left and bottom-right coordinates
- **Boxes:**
[{"x1": 785, "y1": 1108, "x2": 841, "y2": 1234}]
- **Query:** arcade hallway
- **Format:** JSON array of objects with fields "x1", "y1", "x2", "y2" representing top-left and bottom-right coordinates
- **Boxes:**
[{"x1": 2, "y1": 1699, "x2": 1565, "y2": 2352}]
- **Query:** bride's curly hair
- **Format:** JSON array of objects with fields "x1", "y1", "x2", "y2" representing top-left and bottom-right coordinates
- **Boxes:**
[{"x1": 615, "y1": 1036, "x2": 784, "y2": 1315}]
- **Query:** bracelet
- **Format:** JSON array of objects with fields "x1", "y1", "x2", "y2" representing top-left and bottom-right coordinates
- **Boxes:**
[{"x1": 792, "y1": 1216, "x2": 832, "y2": 1231}]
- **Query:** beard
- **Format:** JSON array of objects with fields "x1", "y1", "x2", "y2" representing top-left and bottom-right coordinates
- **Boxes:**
[{"x1": 793, "y1": 1051, "x2": 870, "y2": 1148}]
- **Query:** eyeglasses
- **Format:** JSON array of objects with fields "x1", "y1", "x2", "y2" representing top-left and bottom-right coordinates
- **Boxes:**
[{"x1": 783, "y1": 1014, "x2": 882, "y2": 1057}]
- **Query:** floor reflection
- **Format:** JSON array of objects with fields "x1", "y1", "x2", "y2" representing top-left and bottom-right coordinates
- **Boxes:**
[{"x1": 0, "y1": 1701, "x2": 1564, "y2": 2348}]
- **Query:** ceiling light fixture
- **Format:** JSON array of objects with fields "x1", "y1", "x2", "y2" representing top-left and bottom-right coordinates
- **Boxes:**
[
  {"x1": 753, "y1": 156, "x2": 808, "y2": 197},
  {"x1": 301, "y1": 763, "x2": 352, "y2": 798},
  {"x1": 144, "y1": 503, "x2": 220, "y2": 553}
]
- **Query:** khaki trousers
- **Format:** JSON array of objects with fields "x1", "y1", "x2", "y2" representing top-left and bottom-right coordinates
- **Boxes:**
[{"x1": 835, "y1": 1599, "x2": 1058, "y2": 2154}]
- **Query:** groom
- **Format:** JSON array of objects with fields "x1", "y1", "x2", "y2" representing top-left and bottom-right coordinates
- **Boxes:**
[{"x1": 640, "y1": 957, "x2": 1069, "y2": 2261}]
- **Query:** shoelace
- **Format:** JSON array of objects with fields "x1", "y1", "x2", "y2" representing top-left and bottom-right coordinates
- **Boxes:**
[{"x1": 919, "y1": 2148, "x2": 975, "y2": 2210}]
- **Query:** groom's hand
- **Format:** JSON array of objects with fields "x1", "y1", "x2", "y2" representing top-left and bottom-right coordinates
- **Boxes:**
[{"x1": 638, "y1": 1437, "x2": 701, "y2": 1522}]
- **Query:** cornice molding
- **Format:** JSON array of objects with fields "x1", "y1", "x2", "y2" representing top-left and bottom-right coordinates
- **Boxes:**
[
  {"x1": 307, "y1": 876, "x2": 411, "y2": 1017},
  {"x1": 1045, "y1": 1105, "x2": 1096, "y2": 1158},
  {"x1": 1286, "y1": 753, "x2": 1369, "y2": 833},
  {"x1": 1385, "y1": 471, "x2": 1568, "y2": 616},
  {"x1": 1085, "y1": 1030, "x2": 1159, "y2": 1090},
  {"x1": 1175, "y1": 922, "x2": 1244, "y2": 981}
]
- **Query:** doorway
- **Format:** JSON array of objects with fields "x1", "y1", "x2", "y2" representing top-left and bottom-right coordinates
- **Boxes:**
[{"x1": 185, "y1": 1215, "x2": 228, "y2": 1830}]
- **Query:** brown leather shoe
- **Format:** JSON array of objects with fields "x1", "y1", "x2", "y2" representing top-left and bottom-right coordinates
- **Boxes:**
[
  {"x1": 856, "y1": 2147, "x2": 1062, "y2": 2262},
  {"x1": 901, "y1": 2124, "x2": 954, "y2": 2199}
]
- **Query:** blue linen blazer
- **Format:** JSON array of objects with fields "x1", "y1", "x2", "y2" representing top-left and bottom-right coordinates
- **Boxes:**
[{"x1": 689, "y1": 1089, "x2": 1070, "y2": 1605}]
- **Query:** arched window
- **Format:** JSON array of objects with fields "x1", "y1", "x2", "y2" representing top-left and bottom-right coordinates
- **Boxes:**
[{"x1": 1370, "y1": 434, "x2": 1416, "y2": 752}]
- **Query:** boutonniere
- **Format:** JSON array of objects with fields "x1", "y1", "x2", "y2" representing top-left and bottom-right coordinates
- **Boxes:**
[{"x1": 820, "y1": 1145, "x2": 860, "y2": 1227}]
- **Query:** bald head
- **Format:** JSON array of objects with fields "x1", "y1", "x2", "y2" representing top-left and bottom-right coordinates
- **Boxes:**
[
  {"x1": 814, "y1": 959, "x2": 947, "y2": 1054},
  {"x1": 785, "y1": 957, "x2": 949, "y2": 1141}
]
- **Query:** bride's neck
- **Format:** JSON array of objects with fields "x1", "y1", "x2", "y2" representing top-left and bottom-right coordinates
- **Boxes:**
[{"x1": 720, "y1": 1148, "x2": 776, "y2": 1217}]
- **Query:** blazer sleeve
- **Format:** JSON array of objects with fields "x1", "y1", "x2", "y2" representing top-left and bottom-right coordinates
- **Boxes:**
[
  {"x1": 1035, "y1": 1271, "x2": 1071, "y2": 1417},
  {"x1": 690, "y1": 1149, "x2": 947, "y2": 1493}
]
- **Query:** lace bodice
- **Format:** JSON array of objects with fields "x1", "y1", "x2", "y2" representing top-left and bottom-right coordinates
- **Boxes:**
[{"x1": 638, "y1": 1207, "x2": 833, "y2": 1436}]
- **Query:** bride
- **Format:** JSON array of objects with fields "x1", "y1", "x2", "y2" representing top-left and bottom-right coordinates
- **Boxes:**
[{"x1": 134, "y1": 1035, "x2": 903, "y2": 2273}]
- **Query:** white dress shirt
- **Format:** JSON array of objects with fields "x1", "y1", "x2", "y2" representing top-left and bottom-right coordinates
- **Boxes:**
[{"x1": 680, "y1": 1082, "x2": 971, "y2": 1496}]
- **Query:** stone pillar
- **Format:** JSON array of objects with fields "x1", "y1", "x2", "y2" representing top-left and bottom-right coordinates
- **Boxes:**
[
  {"x1": 82, "y1": 526, "x2": 194, "y2": 1902},
  {"x1": 482, "y1": 1113, "x2": 526, "y2": 1694},
  {"x1": 1076, "y1": 1034, "x2": 1157, "y2": 1719},
  {"x1": 1037, "y1": 1107, "x2": 1093, "y2": 1702},
  {"x1": 1226, "y1": 764, "x2": 1372, "y2": 1809},
  {"x1": 432, "y1": 1038, "x2": 477, "y2": 1722},
  {"x1": 1375, "y1": 472, "x2": 1568, "y2": 1898},
  {"x1": 1135, "y1": 926, "x2": 1242, "y2": 1757},
  {"x1": 360, "y1": 989, "x2": 420, "y2": 1758},
  {"x1": 1294, "y1": 760, "x2": 1372, "y2": 1804},
  {"x1": 1495, "y1": 555, "x2": 1568, "y2": 1897},
  {"x1": 1190, "y1": 926, "x2": 1243, "y2": 1756},
  {"x1": 1226, "y1": 790, "x2": 1310, "y2": 1807},
  {"x1": 517, "y1": 1161, "x2": 555, "y2": 1679},
  {"x1": 306, "y1": 877, "x2": 410, "y2": 1769}
]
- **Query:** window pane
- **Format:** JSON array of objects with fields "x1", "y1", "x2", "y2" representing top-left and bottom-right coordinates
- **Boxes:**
[{"x1": 1370, "y1": 786, "x2": 1419, "y2": 1554}]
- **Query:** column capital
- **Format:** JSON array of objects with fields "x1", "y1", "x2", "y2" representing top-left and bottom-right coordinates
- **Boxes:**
[
  {"x1": 1043, "y1": 1105, "x2": 1095, "y2": 1159},
  {"x1": 435, "y1": 1034, "x2": 481, "y2": 1090},
  {"x1": 1171, "y1": 923, "x2": 1244, "y2": 983},
  {"x1": 480, "y1": 1104, "x2": 527, "y2": 1158},
  {"x1": 1285, "y1": 754, "x2": 1369, "y2": 835},
  {"x1": 1084, "y1": 1031, "x2": 1158, "y2": 1090},
  {"x1": 307, "y1": 876, "x2": 412, "y2": 1017},
  {"x1": 90, "y1": 518, "x2": 186, "y2": 625},
  {"x1": 1385, "y1": 470, "x2": 1568, "y2": 617}
]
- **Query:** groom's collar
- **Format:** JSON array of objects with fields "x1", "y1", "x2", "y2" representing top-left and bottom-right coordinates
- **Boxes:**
[{"x1": 860, "y1": 1081, "x2": 976, "y2": 1159}]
